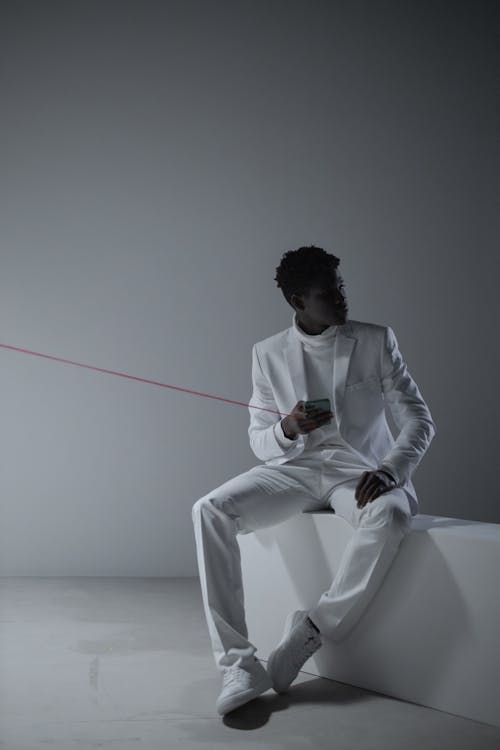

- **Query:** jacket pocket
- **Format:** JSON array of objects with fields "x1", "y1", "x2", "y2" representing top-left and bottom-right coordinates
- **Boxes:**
[{"x1": 345, "y1": 375, "x2": 381, "y2": 392}]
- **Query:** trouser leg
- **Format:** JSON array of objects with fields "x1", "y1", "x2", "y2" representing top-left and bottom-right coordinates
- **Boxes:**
[
  {"x1": 308, "y1": 477, "x2": 412, "y2": 642},
  {"x1": 191, "y1": 462, "x2": 320, "y2": 673},
  {"x1": 192, "y1": 492, "x2": 256, "y2": 673}
]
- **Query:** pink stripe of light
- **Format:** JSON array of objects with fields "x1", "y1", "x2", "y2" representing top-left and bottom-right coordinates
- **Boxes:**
[{"x1": 0, "y1": 342, "x2": 290, "y2": 419}]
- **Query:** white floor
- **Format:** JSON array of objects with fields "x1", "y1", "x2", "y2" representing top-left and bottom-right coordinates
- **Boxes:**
[{"x1": 1, "y1": 577, "x2": 499, "y2": 750}]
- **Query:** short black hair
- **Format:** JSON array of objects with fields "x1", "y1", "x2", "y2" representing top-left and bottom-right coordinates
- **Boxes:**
[{"x1": 274, "y1": 245, "x2": 341, "y2": 307}]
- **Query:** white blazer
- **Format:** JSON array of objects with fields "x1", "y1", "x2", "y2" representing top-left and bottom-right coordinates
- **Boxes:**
[{"x1": 248, "y1": 318, "x2": 436, "y2": 516}]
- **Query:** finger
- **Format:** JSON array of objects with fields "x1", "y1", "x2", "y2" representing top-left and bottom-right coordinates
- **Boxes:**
[
  {"x1": 304, "y1": 418, "x2": 318, "y2": 432},
  {"x1": 363, "y1": 479, "x2": 382, "y2": 501},
  {"x1": 357, "y1": 490, "x2": 380, "y2": 508},
  {"x1": 306, "y1": 410, "x2": 322, "y2": 426},
  {"x1": 357, "y1": 476, "x2": 381, "y2": 502},
  {"x1": 355, "y1": 471, "x2": 371, "y2": 500},
  {"x1": 300, "y1": 410, "x2": 316, "y2": 426},
  {"x1": 303, "y1": 406, "x2": 320, "y2": 416},
  {"x1": 305, "y1": 406, "x2": 322, "y2": 418},
  {"x1": 360, "y1": 480, "x2": 385, "y2": 504},
  {"x1": 303, "y1": 408, "x2": 325, "y2": 430}
]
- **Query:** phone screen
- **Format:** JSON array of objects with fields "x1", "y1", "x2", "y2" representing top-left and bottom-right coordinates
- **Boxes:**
[{"x1": 305, "y1": 398, "x2": 331, "y2": 414}]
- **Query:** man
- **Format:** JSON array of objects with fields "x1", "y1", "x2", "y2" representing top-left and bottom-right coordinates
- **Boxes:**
[{"x1": 192, "y1": 245, "x2": 436, "y2": 716}]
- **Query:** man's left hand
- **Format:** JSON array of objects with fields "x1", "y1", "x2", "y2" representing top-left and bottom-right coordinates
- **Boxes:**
[{"x1": 355, "y1": 470, "x2": 395, "y2": 508}]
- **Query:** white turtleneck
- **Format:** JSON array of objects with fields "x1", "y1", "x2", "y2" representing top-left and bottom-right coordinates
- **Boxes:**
[
  {"x1": 273, "y1": 311, "x2": 345, "y2": 453},
  {"x1": 291, "y1": 311, "x2": 339, "y2": 347}
]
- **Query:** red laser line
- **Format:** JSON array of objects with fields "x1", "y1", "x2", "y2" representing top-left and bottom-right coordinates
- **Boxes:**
[{"x1": 0, "y1": 342, "x2": 291, "y2": 419}]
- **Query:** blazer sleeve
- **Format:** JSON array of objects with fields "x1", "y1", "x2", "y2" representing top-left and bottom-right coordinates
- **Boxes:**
[
  {"x1": 248, "y1": 344, "x2": 306, "y2": 461},
  {"x1": 377, "y1": 326, "x2": 436, "y2": 487}
]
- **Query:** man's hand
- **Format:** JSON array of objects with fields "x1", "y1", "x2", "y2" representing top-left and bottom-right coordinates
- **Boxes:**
[
  {"x1": 355, "y1": 470, "x2": 396, "y2": 508},
  {"x1": 282, "y1": 400, "x2": 333, "y2": 439}
]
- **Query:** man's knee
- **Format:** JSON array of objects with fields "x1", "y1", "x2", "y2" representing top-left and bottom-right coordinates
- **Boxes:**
[
  {"x1": 386, "y1": 496, "x2": 411, "y2": 532},
  {"x1": 368, "y1": 493, "x2": 412, "y2": 531},
  {"x1": 191, "y1": 495, "x2": 212, "y2": 521},
  {"x1": 191, "y1": 494, "x2": 229, "y2": 521}
]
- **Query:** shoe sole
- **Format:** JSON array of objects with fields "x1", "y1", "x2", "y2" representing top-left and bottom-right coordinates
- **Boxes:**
[{"x1": 216, "y1": 668, "x2": 272, "y2": 715}]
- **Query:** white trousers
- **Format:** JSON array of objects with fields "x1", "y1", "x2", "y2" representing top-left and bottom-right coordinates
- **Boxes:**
[{"x1": 191, "y1": 450, "x2": 412, "y2": 673}]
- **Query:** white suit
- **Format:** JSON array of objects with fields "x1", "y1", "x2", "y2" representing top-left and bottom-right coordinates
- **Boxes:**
[
  {"x1": 248, "y1": 315, "x2": 436, "y2": 517},
  {"x1": 192, "y1": 314, "x2": 436, "y2": 671}
]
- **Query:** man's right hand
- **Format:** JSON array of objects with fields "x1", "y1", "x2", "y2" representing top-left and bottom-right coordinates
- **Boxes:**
[{"x1": 281, "y1": 400, "x2": 334, "y2": 440}]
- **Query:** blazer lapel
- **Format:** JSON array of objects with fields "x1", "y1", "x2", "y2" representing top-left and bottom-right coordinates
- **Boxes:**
[
  {"x1": 284, "y1": 321, "x2": 356, "y2": 430},
  {"x1": 333, "y1": 322, "x2": 356, "y2": 429}
]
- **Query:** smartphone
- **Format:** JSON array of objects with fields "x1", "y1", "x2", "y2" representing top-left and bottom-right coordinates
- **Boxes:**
[{"x1": 305, "y1": 398, "x2": 331, "y2": 414}]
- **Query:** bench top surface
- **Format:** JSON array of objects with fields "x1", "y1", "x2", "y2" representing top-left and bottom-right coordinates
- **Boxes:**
[{"x1": 301, "y1": 510, "x2": 500, "y2": 536}]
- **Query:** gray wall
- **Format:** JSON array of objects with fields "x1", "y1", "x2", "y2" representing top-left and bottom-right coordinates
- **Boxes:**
[{"x1": 1, "y1": 0, "x2": 498, "y2": 576}]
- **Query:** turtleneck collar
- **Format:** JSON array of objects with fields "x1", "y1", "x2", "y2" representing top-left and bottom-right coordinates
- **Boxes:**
[{"x1": 292, "y1": 311, "x2": 338, "y2": 347}]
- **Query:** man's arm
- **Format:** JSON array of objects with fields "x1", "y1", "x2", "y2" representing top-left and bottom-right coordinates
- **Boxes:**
[
  {"x1": 248, "y1": 344, "x2": 306, "y2": 461},
  {"x1": 377, "y1": 326, "x2": 436, "y2": 487}
]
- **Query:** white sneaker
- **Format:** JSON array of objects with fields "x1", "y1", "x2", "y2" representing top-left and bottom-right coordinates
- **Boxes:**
[
  {"x1": 216, "y1": 656, "x2": 273, "y2": 715},
  {"x1": 266, "y1": 610, "x2": 322, "y2": 694}
]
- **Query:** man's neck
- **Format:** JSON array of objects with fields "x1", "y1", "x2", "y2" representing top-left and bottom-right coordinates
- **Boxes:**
[{"x1": 297, "y1": 318, "x2": 329, "y2": 335}]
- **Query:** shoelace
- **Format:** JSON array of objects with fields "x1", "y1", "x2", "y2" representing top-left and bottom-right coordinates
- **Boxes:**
[{"x1": 222, "y1": 665, "x2": 252, "y2": 687}]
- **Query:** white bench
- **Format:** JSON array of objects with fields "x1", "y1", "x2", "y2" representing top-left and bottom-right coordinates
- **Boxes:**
[{"x1": 239, "y1": 509, "x2": 500, "y2": 727}]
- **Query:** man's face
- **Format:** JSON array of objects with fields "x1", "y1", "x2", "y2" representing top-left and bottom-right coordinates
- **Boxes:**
[{"x1": 292, "y1": 273, "x2": 349, "y2": 327}]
